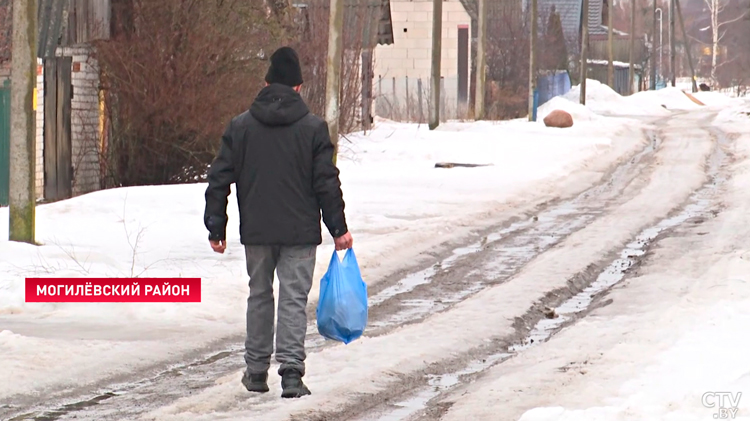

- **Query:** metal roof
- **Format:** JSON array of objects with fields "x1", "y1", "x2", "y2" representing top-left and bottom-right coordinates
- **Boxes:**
[
  {"x1": 37, "y1": 0, "x2": 70, "y2": 58},
  {"x1": 536, "y1": 0, "x2": 610, "y2": 49},
  {"x1": 295, "y1": 0, "x2": 393, "y2": 48}
]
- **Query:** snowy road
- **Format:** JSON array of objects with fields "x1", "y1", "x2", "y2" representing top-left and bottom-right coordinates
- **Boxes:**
[{"x1": 1, "y1": 104, "x2": 747, "y2": 421}]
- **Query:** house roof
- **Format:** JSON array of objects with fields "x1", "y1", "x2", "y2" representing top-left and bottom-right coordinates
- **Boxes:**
[
  {"x1": 38, "y1": 0, "x2": 70, "y2": 58},
  {"x1": 360, "y1": 0, "x2": 394, "y2": 46},
  {"x1": 294, "y1": 0, "x2": 393, "y2": 48},
  {"x1": 537, "y1": 0, "x2": 609, "y2": 45}
]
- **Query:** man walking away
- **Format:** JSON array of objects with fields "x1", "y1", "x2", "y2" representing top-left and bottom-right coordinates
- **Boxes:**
[{"x1": 204, "y1": 46, "x2": 354, "y2": 398}]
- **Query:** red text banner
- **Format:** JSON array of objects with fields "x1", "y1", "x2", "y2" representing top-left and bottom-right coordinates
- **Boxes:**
[{"x1": 25, "y1": 278, "x2": 202, "y2": 302}]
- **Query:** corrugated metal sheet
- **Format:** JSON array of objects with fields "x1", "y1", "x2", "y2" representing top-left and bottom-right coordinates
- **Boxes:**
[
  {"x1": 376, "y1": 0, "x2": 393, "y2": 45},
  {"x1": 537, "y1": 0, "x2": 609, "y2": 51},
  {"x1": 345, "y1": 0, "x2": 392, "y2": 48},
  {"x1": 296, "y1": 0, "x2": 393, "y2": 48},
  {"x1": 538, "y1": 70, "x2": 571, "y2": 106},
  {"x1": 38, "y1": 0, "x2": 110, "y2": 58}
]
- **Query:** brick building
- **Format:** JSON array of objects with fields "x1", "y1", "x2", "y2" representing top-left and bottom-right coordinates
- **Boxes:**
[
  {"x1": 373, "y1": 0, "x2": 473, "y2": 120},
  {"x1": 0, "y1": 0, "x2": 106, "y2": 206}
]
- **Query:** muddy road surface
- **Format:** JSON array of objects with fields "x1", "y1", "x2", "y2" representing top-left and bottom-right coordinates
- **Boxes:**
[{"x1": 0, "y1": 109, "x2": 734, "y2": 421}]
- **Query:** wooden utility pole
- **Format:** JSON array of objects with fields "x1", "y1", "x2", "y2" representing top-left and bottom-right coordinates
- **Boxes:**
[
  {"x1": 325, "y1": 0, "x2": 344, "y2": 164},
  {"x1": 429, "y1": 0, "x2": 442, "y2": 129},
  {"x1": 475, "y1": 0, "x2": 486, "y2": 120},
  {"x1": 580, "y1": 0, "x2": 589, "y2": 105},
  {"x1": 670, "y1": 0, "x2": 676, "y2": 86},
  {"x1": 9, "y1": 0, "x2": 37, "y2": 243},
  {"x1": 650, "y1": 0, "x2": 657, "y2": 89},
  {"x1": 528, "y1": 0, "x2": 538, "y2": 121},
  {"x1": 675, "y1": 0, "x2": 698, "y2": 92},
  {"x1": 607, "y1": 0, "x2": 614, "y2": 88},
  {"x1": 629, "y1": 0, "x2": 636, "y2": 94}
]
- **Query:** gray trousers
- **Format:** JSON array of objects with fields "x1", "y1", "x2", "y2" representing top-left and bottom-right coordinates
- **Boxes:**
[{"x1": 244, "y1": 245, "x2": 316, "y2": 377}]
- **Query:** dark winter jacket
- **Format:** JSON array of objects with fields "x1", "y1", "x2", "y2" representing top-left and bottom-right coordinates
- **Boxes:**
[{"x1": 204, "y1": 84, "x2": 348, "y2": 245}]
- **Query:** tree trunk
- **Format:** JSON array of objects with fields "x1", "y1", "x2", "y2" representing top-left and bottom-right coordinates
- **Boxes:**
[
  {"x1": 711, "y1": 0, "x2": 719, "y2": 85},
  {"x1": 9, "y1": 0, "x2": 37, "y2": 243}
]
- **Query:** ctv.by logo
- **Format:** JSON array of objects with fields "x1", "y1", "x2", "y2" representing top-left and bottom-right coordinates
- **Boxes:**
[{"x1": 702, "y1": 392, "x2": 742, "y2": 419}]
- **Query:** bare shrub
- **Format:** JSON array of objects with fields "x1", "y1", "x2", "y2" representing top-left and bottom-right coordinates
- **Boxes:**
[
  {"x1": 485, "y1": 4, "x2": 530, "y2": 119},
  {"x1": 291, "y1": 0, "x2": 370, "y2": 135},
  {"x1": 94, "y1": 0, "x2": 288, "y2": 186}
]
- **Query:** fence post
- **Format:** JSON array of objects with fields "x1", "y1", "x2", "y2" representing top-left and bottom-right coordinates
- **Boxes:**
[
  {"x1": 392, "y1": 77, "x2": 397, "y2": 121},
  {"x1": 417, "y1": 78, "x2": 424, "y2": 125},
  {"x1": 405, "y1": 76, "x2": 410, "y2": 122},
  {"x1": 440, "y1": 76, "x2": 446, "y2": 122}
]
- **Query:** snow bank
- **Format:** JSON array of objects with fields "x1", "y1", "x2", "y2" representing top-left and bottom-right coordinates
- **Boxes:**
[
  {"x1": 537, "y1": 96, "x2": 600, "y2": 122},
  {"x1": 563, "y1": 79, "x2": 671, "y2": 116},
  {"x1": 436, "y1": 112, "x2": 750, "y2": 421},
  {"x1": 560, "y1": 80, "x2": 734, "y2": 116},
  {"x1": 715, "y1": 100, "x2": 750, "y2": 124},
  {"x1": 692, "y1": 91, "x2": 745, "y2": 107},
  {"x1": 0, "y1": 117, "x2": 644, "y2": 399},
  {"x1": 517, "y1": 300, "x2": 750, "y2": 421},
  {"x1": 629, "y1": 87, "x2": 703, "y2": 111}
]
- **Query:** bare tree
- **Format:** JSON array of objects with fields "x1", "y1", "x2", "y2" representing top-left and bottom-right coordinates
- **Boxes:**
[{"x1": 703, "y1": 0, "x2": 748, "y2": 84}]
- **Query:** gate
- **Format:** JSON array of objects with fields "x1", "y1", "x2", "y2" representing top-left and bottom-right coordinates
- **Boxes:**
[
  {"x1": 43, "y1": 56, "x2": 73, "y2": 201},
  {"x1": 0, "y1": 79, "x2": 10, "y2": 206},
  {"x1": 538, "y1": 71, "x2": 572, "y2": 106}
]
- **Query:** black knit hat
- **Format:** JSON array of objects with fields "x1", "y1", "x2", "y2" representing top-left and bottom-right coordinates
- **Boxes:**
[{"x1": 265, "y1": 47, "x2": 304, "y2": 87}]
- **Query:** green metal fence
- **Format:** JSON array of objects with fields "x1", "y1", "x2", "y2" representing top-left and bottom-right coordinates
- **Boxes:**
[{"x1": 0, "y1": 79, "x2": 10, "y2": 207}]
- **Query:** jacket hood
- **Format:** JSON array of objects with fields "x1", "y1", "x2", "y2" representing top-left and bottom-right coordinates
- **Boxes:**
[{"x1": 250, "y1": 84, "x2": 310, "y2": 127}]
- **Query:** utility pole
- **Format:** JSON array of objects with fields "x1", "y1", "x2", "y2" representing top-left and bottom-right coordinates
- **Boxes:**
[
  {"x1": 607, "y1": 0, "x2": 614, "y2": 88},
  {"x1": 429, "y1": 0, "x2": 442, "y2": 129},
  {"x1": 528, "y1": 0, "x2": 538, "y2": 121},
  {"x1": 670, "y1": 0, "x2": 676, "y2": 86},
  {"x1": 9, "y1": 0, "x2": 37, "y2": 243},
  {"x1": 628, "y1": 0, "x2": 636, "y2": 94},
  {"x1": 656, "y1": 7, "x2": 663, "y2": 80},
  {"x1": 675, "y1": 0, "x2": 698, "y2": 92},
  {"x1": 580, "y1": 0, "x2": 589, "y2": 105},
  {"x1": 325, "y1": 0, "x2": 344, "y2": 165},
  {"x1": 650, "y1": 0, "x2": 657, "y2": 89},
  {"x1": 475, "y1": 0, "x2": 486, "y2": 120}
]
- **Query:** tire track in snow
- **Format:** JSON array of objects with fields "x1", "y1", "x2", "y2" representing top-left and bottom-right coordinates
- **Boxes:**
[
  {"x1": 2, "y1": 129, "x2": 660, "y2": 421},
  {"x1": 302, "y1": 120, "x2": 731, "y2": 421}
]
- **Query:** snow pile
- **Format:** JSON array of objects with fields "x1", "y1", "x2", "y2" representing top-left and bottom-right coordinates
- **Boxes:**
[
  {"x1": 517, "y1": 302, "x2": 750, "y2": 421},
  {"x1": 537, "y1": 96, "x2": 600, "y2": 122},
  {"x1": 692, "y1": 91, "x2": 745, "y2": 107},
  {"x1": 0, "y1": 118, "x2": 643, "y2": 399},
  {"x1": 564, "y1": 80, "x2": 671, "y2": 116},
  {"x1": 629, "y1": 87, "x2": 703, "y2": 110},
  {"x1": 715, "y1": 100, "x2": 750, "y2": 124}
]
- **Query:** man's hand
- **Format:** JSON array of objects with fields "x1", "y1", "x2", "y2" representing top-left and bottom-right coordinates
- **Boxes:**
[
  {"x1": 334, "y1": 232, "x2": 353, "y2": 251},
  {"x1": 210, "y1": 240, "x2": 227, "y2": 254}
]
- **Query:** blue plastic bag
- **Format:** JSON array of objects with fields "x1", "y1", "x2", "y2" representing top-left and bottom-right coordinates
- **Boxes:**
[{"x1": 316, "y1": 248, "x2": 368, "y2": 344}]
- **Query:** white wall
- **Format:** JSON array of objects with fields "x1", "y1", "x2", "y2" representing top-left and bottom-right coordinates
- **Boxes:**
[
  {"x1": 373, "y1": 0, "x2": 472, "y2": 120},
  {"x1": 62, "y1": 45, "x2": 101, "y2": 197}
]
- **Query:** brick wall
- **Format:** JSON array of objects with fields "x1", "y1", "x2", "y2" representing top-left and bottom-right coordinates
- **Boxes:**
[
  {"x1": 373, "y1": 0, "x2": 471, "y2": 120},
  {"x1": 60, "y1": 45, "x2": 101, "y2": 196}
]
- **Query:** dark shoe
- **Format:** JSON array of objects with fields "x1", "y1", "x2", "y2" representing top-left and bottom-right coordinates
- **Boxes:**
[
  {"x1": 241, "y1": 371, "x2": 269, "y2": 393},
  {"x1": 280, "y1": 369, "x2": 311, "y2": 398}
]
